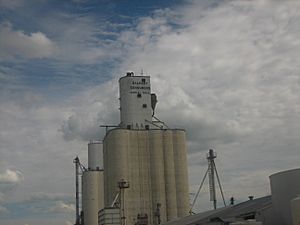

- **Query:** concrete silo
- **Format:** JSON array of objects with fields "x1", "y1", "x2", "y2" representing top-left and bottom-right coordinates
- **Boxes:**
[
  {"x1": 270, "y1": 168, "x2": 300, "y2": 225},
  {"x1": 103, "y1": 128, "x2": 190, "y2": 225},
  {"x1": 104, "y1": 129, "x2": 153, "y2": 225},
  {"x1": 172, "y1": 130, "x2": 190, "y2": 217},
  {"x1": 149, "y1": 130, "x2": 167, "y2": 224},
  {"x1": 291, "y1": 196, "x2": 300, "y2": 225},
  {"x1": 82, "y1": 171, "x2": 104, "y2": 225},
  {"x1": 162, "y1": 130, "x2": 178, "y2": 220},
  {"x1": 103, "y1": 129, "x2": 129, "y2": 208},
  {"x1": 82, "y1": 141, "x2": 104, "y2": 225},
  {"x1": 102, "y1": 72, "x2": 190, "y2": 225},
  {"x1": 88, "y1": 141, "x2": 103, "y2": 171}
]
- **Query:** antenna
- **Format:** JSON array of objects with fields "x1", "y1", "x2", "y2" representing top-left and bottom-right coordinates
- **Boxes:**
[{"x1": 189, "y1": 149, "x2": 226, "y2": 213}]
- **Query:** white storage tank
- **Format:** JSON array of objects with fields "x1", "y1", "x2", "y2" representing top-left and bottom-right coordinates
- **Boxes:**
[
  {"x1": 149, "y1": 130, "x2": 167, "y2": 224},
  {"x1": 119, "y1": 72, "x2": 152, "y2": 129},
  {"x1": 103, "y1": 128, "x2": 190, "y2": 225},
  {"x1": 270, "y1": 168, "x2": 300, "y2": 225},
  {"x1": 88, "y1": 141, "x2": 103, "y2": 171},
  {"x1": 291, "y1": 196, "x2": 300, "y2": 225},
  {"x1": 103, "y1": 129, "x2": 129, "y2": 209},
  {"x1": 102, "y1": 72, "x2": 190, "y2": 225},
  {"x1": 82, "y1": 171, "x2": 104, "y2": 225},
  {"x1": 103, "y1": 129, "x2": 152, "y2": 225},
  {"x1": 162, "y1": 130, "x2": 178, "y2": 220},
  {"x1": 172, "y1": 129, "x2": 190, "y2": 217}
]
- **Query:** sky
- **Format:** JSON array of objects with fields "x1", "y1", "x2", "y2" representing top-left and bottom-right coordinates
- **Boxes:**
[{"x1": 0, "y1": 0, "x2": 300, "y2": 224}]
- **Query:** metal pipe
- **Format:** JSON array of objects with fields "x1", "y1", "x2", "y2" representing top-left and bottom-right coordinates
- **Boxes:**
[
  {"x1": 189, "y1": 168, "x2": 209, "y2": 214},
  {"x1": 213, "y1": 161, "x2": 227, "y2": 207},
  {"x1": 207, "y1": 149, "x2": 217, "y2": 210},
  {"x1": 118, "y1": 179, "x2": 129, "y2": 225},
  {"x1": 73, "y1": 157, "x2": 80, "y2": 225}
]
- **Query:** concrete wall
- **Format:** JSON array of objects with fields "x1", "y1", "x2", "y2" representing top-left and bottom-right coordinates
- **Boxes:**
[{"x1": 103, "y1": 128, "x2": 190, "y2": 225}]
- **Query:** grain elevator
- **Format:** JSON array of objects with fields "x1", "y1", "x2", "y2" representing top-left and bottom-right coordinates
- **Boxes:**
[
  {"x1": 82, "y1": 141, "x2": 104, "y2": 225},
  {"x1": 80, "y1": 72, "x2": 190, "y2": 225}
]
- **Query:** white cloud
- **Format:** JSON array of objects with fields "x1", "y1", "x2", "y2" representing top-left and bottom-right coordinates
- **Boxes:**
[
  {"x1": 0, "y1": 205, "x2": 9, "y2": 214},
  {"x1": 0, "y1": 0, "x2": 300, "y2": 221},
  {"x1": 0, "y1": 22, "x2": 57, "y2": 59},
  {"x1": 0, "y1": 90, "x2": 87, "y2": 205},
  {"x1": 0, "y1": 193, "x2": 4, "y2": 204},
  {"x1": 115, "y1": 0, "x2": 300, "y2": 147},
  {"x1": 40, "y1": 13, "x2": 118, "y2": 65},
  {"x1": 48, "y1": 201, "x2": 75, "y2": 214},
  {"x1": 111, "y1": 0, "x2": 300, "y2": 211},
  {"x1": 72, "y1": 0, "x2": 87, "y2": 3},
  {"x1": 60, "y1": 80, "x2": 119, "y2": 141},
  {"x1": 28, "y1": 192, "x2": 73, "y2": 202},
  {"x1": 0, "y1": 169, "x2": 23, "y2": 184},
  {"x1": 57, "y1": 3, "x2": 300, "y2": 212},
  {"x1": 0, "y1": 0, "x2": 24, "y2": 9}
]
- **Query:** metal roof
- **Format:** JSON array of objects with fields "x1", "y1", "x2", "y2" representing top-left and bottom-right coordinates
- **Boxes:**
[{"x1": 162, "y1": 196, "x2": 272, "y2": 225}]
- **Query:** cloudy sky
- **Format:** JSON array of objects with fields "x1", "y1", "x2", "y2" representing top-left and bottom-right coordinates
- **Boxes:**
[{"x1": 1, "y1": 0, "x2": 300, "y2": 224}]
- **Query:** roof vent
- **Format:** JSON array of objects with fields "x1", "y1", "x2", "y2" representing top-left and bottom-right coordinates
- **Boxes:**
[{"x1": 126, "y1": 72, "x2": 134, "y2": 76}]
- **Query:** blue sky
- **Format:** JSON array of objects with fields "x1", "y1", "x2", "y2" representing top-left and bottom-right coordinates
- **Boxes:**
[
  {"x1": 1, "y1": 0, "x2": 300, "y2": 225},
  {"x1": 0, "y1": 0, "x2": 185, "y2": 98}
]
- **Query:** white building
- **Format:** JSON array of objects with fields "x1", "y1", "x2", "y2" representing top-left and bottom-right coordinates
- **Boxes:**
[
  {"x1": 102, "y1": 72, "x2": 190, "y2": 225},
  {"x1": 82, "y1": 141, "x2": 104, "y2": 225},
  {"x1": 119, "y1": 72, "x2": 153, "y2": 130}
]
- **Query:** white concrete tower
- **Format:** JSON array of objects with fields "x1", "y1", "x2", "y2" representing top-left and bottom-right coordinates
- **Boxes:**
[
  {"x1": 87, "y1": 141, "x2": 103, "y2": 171},
  {"x1": 82, "y1": 141, "x2": 104, "y2": 225},
  {"x1": 102, "y1": 72, "x2": 190, "y2": 225},
  {"x1": 119, "y1": 72, "x2": 153, "y2": 129}
]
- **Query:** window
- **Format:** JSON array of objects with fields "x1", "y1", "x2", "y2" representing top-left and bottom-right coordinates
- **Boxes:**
[
  {"x1": 137, "y1": 93, "x2": 142, "y2": 98},
  {"x1": 142, "y1": 78, "x2": 146, "y2": 83},
  {"x1": 143, "y1": 104, "x2": 147, "y2": 108}
]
